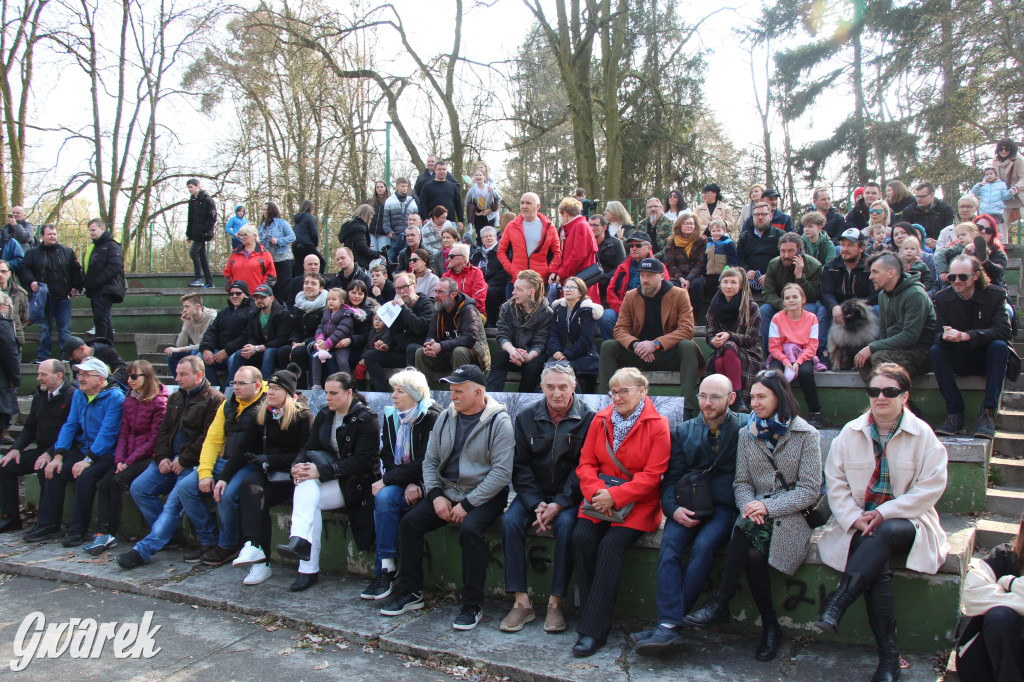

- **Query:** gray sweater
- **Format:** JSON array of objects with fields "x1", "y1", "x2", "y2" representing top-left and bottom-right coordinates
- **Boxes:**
[{"x1": 423, "y1": 396, "x2": 513, "y2": 510}]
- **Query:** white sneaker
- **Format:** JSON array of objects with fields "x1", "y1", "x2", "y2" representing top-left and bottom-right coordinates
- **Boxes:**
[
  {"x1": 232, "y1": 541, "x2": 267, "y2": 567},
  {"x1": 243, "y1": 563, "x2": 272, "y2": 585}
]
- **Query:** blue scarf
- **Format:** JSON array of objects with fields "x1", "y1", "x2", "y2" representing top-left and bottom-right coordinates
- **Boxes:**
[{"x1": 753, "y1": 414, "x2": 790, "y2": 451}]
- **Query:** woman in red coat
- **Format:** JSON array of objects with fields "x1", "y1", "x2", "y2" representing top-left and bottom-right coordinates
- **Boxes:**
[
  {"x1": 223, "y1": 225, "x2": 277, "y2": 294},
  {"x1": 571, "y1": 367, "x2": 670, "y2": 657},
  {"x1": 552, "y1": 196, "x2": 600, "y2": 300}
]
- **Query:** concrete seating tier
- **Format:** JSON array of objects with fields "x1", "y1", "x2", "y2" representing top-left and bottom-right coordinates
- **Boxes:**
[{"x1": 13, "y1": 390, "x2": 979, "y2": 651}]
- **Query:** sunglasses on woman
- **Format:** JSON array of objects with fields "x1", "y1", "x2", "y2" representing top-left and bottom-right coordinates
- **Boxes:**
[
  {"x1": 868, "y1": 208, "x2": 885, "y2": 215},
  {"x1": 979, "y1": 226, "x2": 996, "y2": 235},
  {"x1": 866, "y1": 386, "x2": 905, "y2": 398},
  {"x1": 128, "y1": 373, "x2": 143, "y2": 380}
]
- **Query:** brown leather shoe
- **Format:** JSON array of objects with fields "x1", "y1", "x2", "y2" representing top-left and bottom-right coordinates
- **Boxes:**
[
  {"x1": 183, "y1": 544, "x2": 215, "y2": 563},
  {"x1": 544, "y1": 602, "x2": 567, "y2": 633},
  {"x1": 499, "y1": 603, "x2": 536, "y2": 632},
  {"x1": 200, "y1": 545, "x2": 240, "y2": 566}
]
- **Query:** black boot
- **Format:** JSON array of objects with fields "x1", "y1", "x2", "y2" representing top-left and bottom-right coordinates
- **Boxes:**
[
  {"x1": 683, "y1": 593, "x2": 731, "y2": 628},
  {"x1": 275, "y1": 536, "x2": 312, "y2": 562},
  {"x1": 865, "y1": 576, "x2": 901, "y2": 682},
  {"x1": 755, "y1": 615, "x2": 782, "y2": 662},
  {"x1": 816, "y1": 571, "x2": 871, "y2": 634}
]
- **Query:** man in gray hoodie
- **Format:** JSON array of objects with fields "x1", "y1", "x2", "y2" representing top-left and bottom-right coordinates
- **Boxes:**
[{"x1": 381, "y1": 365, "x2": 513, "y2": 631}]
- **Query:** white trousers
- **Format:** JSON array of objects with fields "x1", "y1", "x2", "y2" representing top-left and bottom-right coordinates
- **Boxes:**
[{"x1": 289, "y1": 478, "x2": 345, "y2": 574}]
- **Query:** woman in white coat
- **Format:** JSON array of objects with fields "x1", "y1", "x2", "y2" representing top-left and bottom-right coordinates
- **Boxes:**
[{"x1": 816, "y1": 362, "x2": 949, "y2": 682}]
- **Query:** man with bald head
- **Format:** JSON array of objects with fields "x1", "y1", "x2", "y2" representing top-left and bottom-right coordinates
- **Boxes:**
[
  {"x1": 327, "y1": 246, "x2": 371, "y2": 291},
  {"x1": 632, "y1": 374, "x2": 750, "y2": 654},
  {"x1": 288, "y1": 254, "x2": 322, "y2": 304},
  {"x1": 497, "y1": 192, "x2": 561, "y2": 295},
  {"x1": 0, "y1": 359, "x2": 74, "y2": 532},
  {"x1": 9, "y1": 206, "x2": 35, "y2": 246}
]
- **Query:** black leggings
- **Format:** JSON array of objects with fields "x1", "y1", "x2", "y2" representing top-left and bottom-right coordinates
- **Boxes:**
[
  {"x1": 717, "y1": 526, "x2": 776, "y2": 622},
  {"x1": 239, "y1": 470, "x2": 294, "y2": 563},
  {"x1": 768, "y1": 358, "x2": 820, "y2": 412},
  {"x1": 957, "y1": 606, "x2": 1024, "y2": 682},
  {"x1": 845, "y1": 518, "x2": 916, "y2": 581}
]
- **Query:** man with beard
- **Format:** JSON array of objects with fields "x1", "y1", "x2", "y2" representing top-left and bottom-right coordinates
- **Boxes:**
[
  {"x1": 758, "y1": 233, "x2": 824, "y2": 354},
  {"x1": 412, "y1": 278, "x2": 490, "y2": 385},
  {"x1": 820, "y1": 228, "x2": 878, "y2": 348},
  {"x1": 363, "y1": 271, "x2": 434, "y2": 391},
  {"x1": 631, "y1": 374, "x2": 749, "y2": 654},
  {"x1": 737, "y1": 203, "x2": 784, "y2": 291},
  {"x1": 633, "y1": 197, "x2": 673, "y2": 254},
  {"x1": 226, "y1": 284, "x2": 292, "y2": 385},
  {"x1": 599, "y1": 258, "x2": 704, "y2": 414}
]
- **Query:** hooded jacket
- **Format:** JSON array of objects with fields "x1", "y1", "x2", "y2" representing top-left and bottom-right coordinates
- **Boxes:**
[
  {"x1": 512, "y1": 395, "x2": 595, "y2": 511},
  {"x1": 425, "y1": 291, "x2": 490, "y2": 370},
  {"x1": 338, "y1": 216, "x2": 376, "y2": 269},
  {"x1": 54, "y1": 384, "x2": 126, "y2": 459},
  {"x1": 423, "y1": 396, "x2": 514, "y2": 510},
  {"x1": 444, "y1": 263, "x2": 488, "y2": 313},
  {"x1": 153, "y1": 379, "x2": 225, "y2": 468},
  {"x1": 225, "y1": 205, "x2": 247, "y2": 238},
  {"x1": 553, "y1": 214, "x2": 599, "y2": 296},
  {"x1": 497, "y1": 212, "x2": 562, "y2": 281},
  {"x1": 993, "y1": 141, "x2": 1024, "y2": 210},
  {"x1": 11, "y1": 376, "x2": 74, "y2": 454},
  {"x1": 200, "y1": 297, "x2": 254, "y2": 356},
  {"x1": 186, "y1": 190, "x2": 217, "y2": 242},
  {"x1": 83, "y1": 231, "x2": 126, "y2": 302},
  {"x1": 383, "y1": 193, "x2": 417, "y2": 238},
  {"x1": 174, "y1": 306, "x2": 218, "y2": 352},
  {"x1": 292, "y1": 211, "x2": 319, "y2": 248},
  {"x1": 223, "y1": 243, "x2": 277, "y2": 293},
  {"x1": 244, "y1": 299, "x2": 293, "y2": 350},
  {"x1": 114, "y1": 384, "x2": 169, "y2": 467},
  {"x1": 547, "y1": 300, "x2": 601, "y2": 376},
  {"x1": 870, "y1": 270, "x2": 936, "y2": 353},
  {"x1": 17, "y1": 241, "x2": 83, "y2": 301}
]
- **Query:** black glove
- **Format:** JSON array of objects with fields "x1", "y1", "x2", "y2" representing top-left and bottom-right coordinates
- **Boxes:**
[
  {"x1": 251, "y1": 454, "x2": 269, "y2": 468},
  {"x1": 243, "y1": 451, "x2": 258, "y2": 461}
]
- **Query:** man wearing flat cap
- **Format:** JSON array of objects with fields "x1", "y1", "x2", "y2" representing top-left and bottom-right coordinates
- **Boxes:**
[
  {"x1": 381, "y1": 364, "x2": 513, "y2": 632},
  {"x1": 599, "y1": 258, "x2": 704, "y2": 415},
  {"x1": 199, "y1": 280, "x2": 253, "y2": 390},
  {"x1": 23, "y1": 356, "x2": 125, "y2": 546}
]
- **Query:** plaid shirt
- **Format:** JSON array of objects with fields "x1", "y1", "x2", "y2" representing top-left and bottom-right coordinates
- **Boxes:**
[{"x1": 864, "y1": 413, "x2": 904, "y2": 511}]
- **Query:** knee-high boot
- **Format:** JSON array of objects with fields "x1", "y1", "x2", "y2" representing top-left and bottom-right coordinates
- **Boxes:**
[
  {"x1": 817, "y1": 570, "x2": 871, "y2": 634},
  {"x1": 865, "y1": 574, "x2": 901, "y2": 682}
]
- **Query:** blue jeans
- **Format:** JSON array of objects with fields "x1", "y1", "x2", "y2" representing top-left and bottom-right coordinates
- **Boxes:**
[
  {"x1": 655, "y1": 505, "x2": 737, "y2": 626},
  {"x1": 129, "y1": 461, "x2": 193, "y2": 528},
  {"x1": 227, "y1": 350, "x2": 278, "y2": 388},
  {"x1": 202, "y1": 356, "x2": 231, "y2": 391},
  {"x1": 501, "y1": 496, "x2": 577, "y2": 598},
  {"x1": 176, "y1": 459, "x2": 258, "y2": 550},
  {"x1": 373, "y1": 484, "x2": 413, "y2": 573},
  {"x1": 599, "y1": 309, "x2": 619, "y2": 343},
  {"x1": 131, "y1": 465, "x2": 197, "y2": 561},
  {"x1": 35, "y1": 297, "x2": 72, "y2": 361},
  {"x1": 167, "y1": 349, "x2": 200, "y2": 377},
  {"x1": 930, "y1": 340, "x2": 1009, "y2": 413}
]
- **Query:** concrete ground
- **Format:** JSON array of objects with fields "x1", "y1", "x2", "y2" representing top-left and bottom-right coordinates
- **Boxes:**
[{"x1": 0, "y1": 536, "x2": 950, "y2": 681}]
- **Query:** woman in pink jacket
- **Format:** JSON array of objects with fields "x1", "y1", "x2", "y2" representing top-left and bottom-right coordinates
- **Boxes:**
[
  {"x1": 86, "y1": 360, "x2": 168, "y2": 556},
  {"x1": 551, "y1": 197, "x2": 600, "y2": 300}
]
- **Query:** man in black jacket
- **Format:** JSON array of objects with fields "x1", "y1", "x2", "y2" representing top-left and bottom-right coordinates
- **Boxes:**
[
  {"x1": 412, "y1": 278, "x2": 490, "y2": 385},
  {"x1": 82, "y1": 219, "x2": 125, "y2": 340},
  {"x1": 287, "y1": 254, "x2": 322, "y2": 305},
  {"x1": 500, "y1": 363, "x2": 595, "y2": 634},
  {"x1": 737, "y1": 203, "x2": 784, "y2": 290},
  {"x1": 200, "y1": 280, "x2": 252, "y2": 390},
  {"x1": 18, "y1": 224, "x2": 83, "y2": 362},
  {"x1": 0, "y1": 360, "x2": 73, "y2": 532},
  {"x1": 845, "y1": 181, "x2": 882, "y2": 231},
  {"x1": 327, "y1": 247, "x2": 372, "y2": 292},
  {"x1": 416, "y1": 160, "x2": 463, "y2": 230},
  {"x1": 65, "y1": 335, "x2": 128, "y2": 388},
  {"x1": 819, "y1": 228, "x2": 878, "y2": 347},
  {"x1": 897, "y1": 181, "x2": 956, "y2": 245},
  {"x1": 185, "y1": 179, "x2": 217, "y2": 288},
  {"x1": 363, "y1": 272, "x2": 434, "y2": 391},
  {"x1": 633, "y1": 374, "x2": 750, "y2": 653},
  {"x1": 590, "y1": 214, "x2": 625, "y2": 304},
  {"x1": 226, "y1": 284, "x2": 292, "y2": 388},
  {"x1": 413, "y1": 154, "x2": 459, "y2": 205},
  {"x1": 807, "y1": 188, "x2": 848, "y2": 242},
  {"x1": 931, "y1": 255, "x2": 1011, "y2": 439}
]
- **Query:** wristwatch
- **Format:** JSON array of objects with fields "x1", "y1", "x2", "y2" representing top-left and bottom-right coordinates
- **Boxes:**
[{"x1": 652, "y1": 339, "x2": 662, "y2": 351}]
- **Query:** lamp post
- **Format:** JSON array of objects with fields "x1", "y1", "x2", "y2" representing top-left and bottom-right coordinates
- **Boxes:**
[{"x1": 385, "y1": 121, "x2": 392, "y2": 188}]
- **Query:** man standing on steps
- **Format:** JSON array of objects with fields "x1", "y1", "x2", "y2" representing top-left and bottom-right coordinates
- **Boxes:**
[
  {"x1": 185, "y1": 178, "x2": 217, "y2": 288},
  {"x1": 415, "y1": 160, "x2": 464, "y2": 232},
  {"x1": 362, "y1": 272, "x2": 434, "y2": 391},
  {"x1": 23, "y1": 356, "x2": 125, "y2": 546},
  {"x1": 200, "y1": 280, "x2": 252, "y2": 390},
  {"x1": 0, "y1": 359, "x2": 73, "y2": 533},
  {"x1": 931, "y1": 255, "x2": 1011, "y2": 440},
  {"x1": 381, "y1": 365, "x2": 513, "y2": 631},
  {"x1": 18, "y1": 224, "x2": 83, "y2": 362},
  {"x1": 414, "y1": 155, "x2": 460, "y2": 213},
  {"x1": 82, "y1": 219, "x2": 126, "y2": 341}
]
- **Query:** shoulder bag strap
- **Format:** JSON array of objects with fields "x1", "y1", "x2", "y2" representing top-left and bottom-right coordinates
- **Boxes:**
[
  {"x1": 603, "y1": 420, "x2": 633, "y2": 480},
  {"x1": 763, "y1": 449, "x2": 793, "y2": 490}
]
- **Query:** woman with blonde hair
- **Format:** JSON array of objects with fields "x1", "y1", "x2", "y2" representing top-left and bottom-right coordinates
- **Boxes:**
[
  {"x1": 87, "y1": 359, "x2": 169, "y2": 555},
  {"x1": 603, "y1": 201, "x2": 634, "y2": 240},
  {"x1": 487, "y1": 268, "x2": 553, "y2": 393},
  {"x1": 659, "y1": 212, "x2": 707, "y2": 316},
  {"x1": 552, "y1": 196, "x2": 600, "y2": 301},
  {"x1": 739, "y1": 184, "x2": 765, "y2": 226}
]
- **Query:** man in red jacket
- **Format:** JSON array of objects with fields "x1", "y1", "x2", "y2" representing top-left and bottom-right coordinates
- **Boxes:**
[
  {"x1": 497, "y1": 193, "x2": 561, "y2": 296},
  {"x1": 443, "y1": 243, "x2": 488, "y2": 320},
  {"x1": 550, "y1": 196, "x2": 600, "y2": 301}
]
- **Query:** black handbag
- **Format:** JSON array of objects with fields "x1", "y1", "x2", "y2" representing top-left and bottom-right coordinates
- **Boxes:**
[
  {"x1": 580, "y1": 422, "x2": 635, "y2": 524},
  {"x1": 258, "y1": 422, "x2": 295, "y2": 484},
  {"x1": 574, "y1": 262, "x2": 604, "y2": 287},
  {"x1": 765, "y1": 453, "x2": 831, "y2": 529},
  {"x1": 674, "y1": 448, "x2": 725, "y2": 520}
]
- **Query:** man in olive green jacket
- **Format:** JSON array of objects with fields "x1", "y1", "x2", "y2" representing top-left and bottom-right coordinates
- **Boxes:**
[{"x1": 855, "y1": 253, "x2": 936, "y2": 381}]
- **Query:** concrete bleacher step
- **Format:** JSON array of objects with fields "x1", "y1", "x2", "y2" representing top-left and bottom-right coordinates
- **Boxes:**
[
  {"x1": 70, "y1": 288, "x2": 229, "y2": 310},
  {"x1": 1002, "y1": 391, "x2": 1024, "y2": 409},
  {"x1": 998, "y1": 409, "x2": 1024, "y2": 431},
  {"x1": 976, "y1": 515, "x2": 1019, "y2": 551},
  {"x1": 994, "y1": 431, "x2": 1024, "y2": 459},
  {"x1": 983, "y1": 486, "x2": 1024, "y2": 517},
  {"x1": 990, "y1": 456, "x2": 1024, "y2": 487}
]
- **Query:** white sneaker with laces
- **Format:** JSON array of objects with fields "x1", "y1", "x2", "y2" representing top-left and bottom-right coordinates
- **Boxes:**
[
  {"x1": 243, "y1": 563, "x2": 272, "y2": 585},
  {"x1": 232, "y1": 541, "x2": 267, "y2": 567}
]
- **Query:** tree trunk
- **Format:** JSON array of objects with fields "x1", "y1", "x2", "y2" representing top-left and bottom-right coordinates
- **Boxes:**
[{"x1": 851, "y1": 27, "x2": 869, "y2": 185}]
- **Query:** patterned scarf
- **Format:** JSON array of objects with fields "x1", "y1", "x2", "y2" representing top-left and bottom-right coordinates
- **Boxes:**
[
  {"x1": 753, "y1": 414, "x2": 790, "y2": 452},
  {"x1": 268, "y1": 406, "x2": 284, "y2": 421},
  {"x1": 864, "y1": 412, "x2": 903, "y2": 511},
  {"x1": 393, "y1": 406, "x2": 419, "y2": 465},
  {"x1": 610, "y1": 398, "x2": 645, "y2": 452}
]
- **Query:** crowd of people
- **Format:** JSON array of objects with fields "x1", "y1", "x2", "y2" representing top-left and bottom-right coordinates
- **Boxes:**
[{"x1": 0, "y1": 140, "x2": 1020, "y2": 677}]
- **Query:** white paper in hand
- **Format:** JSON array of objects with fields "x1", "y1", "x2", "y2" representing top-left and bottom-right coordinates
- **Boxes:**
[{"x1": 377, "y1": 300, "x2": 403, "y2": 328}]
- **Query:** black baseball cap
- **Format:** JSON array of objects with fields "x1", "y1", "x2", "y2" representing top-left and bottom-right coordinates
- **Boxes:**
[
  {"x1": 441, "y1": 364, "x2": 487, "y2": 387},
  {"x1": 637, "y1": 258, "x2": 663, "y2": 273},
  {"x1": 761, "y1": 188, "x2": 780, "y2": 199}
]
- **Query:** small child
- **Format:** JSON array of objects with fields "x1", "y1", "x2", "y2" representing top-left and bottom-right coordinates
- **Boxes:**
[
  {"x1": 800, "y1": 212, "x2": 836, "y2": 266},
  {"x1": 898, "y1": 236, "x2": 934, "y2": 290},
  {"x1": 767, "y1": 283, "x2": 823, "y2": 428},
  {"x1": 864, "y1": 223, "x2": 889, "y2": 257},
  {"x1": 971, "y1": 166, "x2": 1013, "y2": 223},
  {"x1": 310, "y1": 287, "x2": 358, "y2": 387},
  {"x1": 704, "y1": 219, "x2": 739, "y2": 293},
  {"x1": 354, "y1": 307, "x2": 391, "y2": 383}
]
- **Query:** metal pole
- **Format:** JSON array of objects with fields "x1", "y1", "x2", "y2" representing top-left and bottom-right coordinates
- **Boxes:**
[{"x1": 385, "y1": 121, "x2": 392, "y2": 188}]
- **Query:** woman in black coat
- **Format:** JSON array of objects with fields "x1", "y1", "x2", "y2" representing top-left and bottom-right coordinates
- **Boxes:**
[
  {"x1": 292, "y1": 200, "x2": 324, "y2": 273},
  {"x1": 228, "y1": 367, "x2": 312, "y2": 587},
  {"x1": 360, "y1": 368, "x2": 442, "y2": 600},
  {"x1": 276, "y1": 372, "x2": 380, "y2": 591},
  {"x1": 547, "y1": 276, "x2": 600, "y2": 393},
  {"x1": 338, "y1": 205, "x2": 376, "y2": 269}
]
